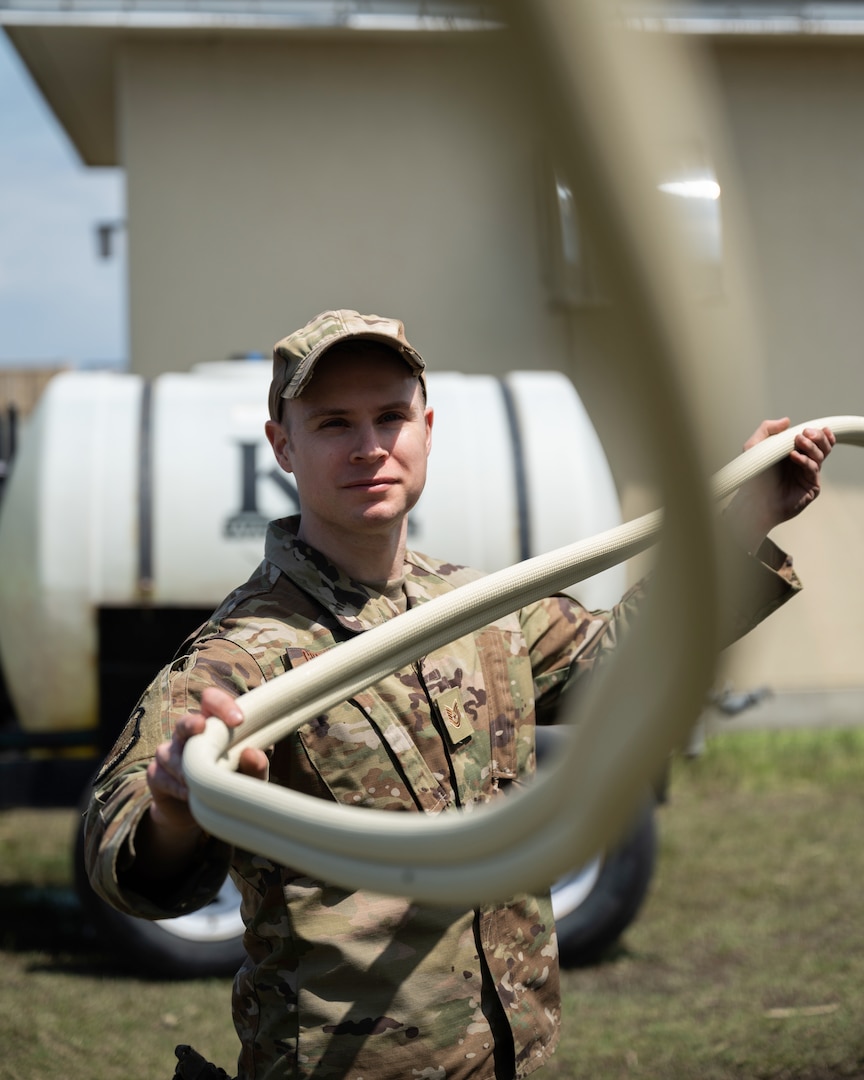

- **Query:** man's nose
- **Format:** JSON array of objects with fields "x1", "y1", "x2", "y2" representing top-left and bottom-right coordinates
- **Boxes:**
[{"x1": 351, "y1": 425, "x2": 387, "y2": 461}]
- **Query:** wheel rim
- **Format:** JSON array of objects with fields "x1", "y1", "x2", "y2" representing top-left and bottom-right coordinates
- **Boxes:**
[
  {"x1": 154, "y1": 878, "x2": 244, "y2": 943},
  {"x1": 551, "y1": 856, "x2": 603, "y2": 919}
]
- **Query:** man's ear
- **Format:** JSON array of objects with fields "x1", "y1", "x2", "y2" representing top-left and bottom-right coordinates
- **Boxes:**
[
  {"x1": 425, "y1": 406, "x2": 434, "y2": 457},
  {"x1": 265, "y1": 419, "x2": 293, "y2": 473}
]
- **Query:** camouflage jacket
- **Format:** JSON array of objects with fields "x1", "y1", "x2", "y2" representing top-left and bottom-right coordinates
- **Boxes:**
[{"x1": 85, "y1": 516, "x2": 800, "y2": 1080}]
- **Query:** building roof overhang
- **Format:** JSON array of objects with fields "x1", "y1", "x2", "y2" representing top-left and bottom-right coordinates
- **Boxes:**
[
  {"x1": 1, "y1": 1, "x2": 503, "y2": 164},
  {"x1": 5, "y1": 1, "x2": 864, "y2": 166}
]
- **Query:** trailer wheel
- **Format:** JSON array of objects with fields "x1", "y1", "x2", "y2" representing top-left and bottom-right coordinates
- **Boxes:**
[
  {"x1": 73, "y1": 807, "x2": 245, "y2": 979},
  {"x1": 551, "y1": 799, "x2": 657, "y2": 966},
  {"x1": 73, "y1": 793, "x2": 655, "y2": 977}
]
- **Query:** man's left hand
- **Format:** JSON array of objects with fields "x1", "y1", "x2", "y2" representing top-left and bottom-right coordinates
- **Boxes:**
[{"x1": 725, "y1": 417, "x2": 836, "y2": 552}]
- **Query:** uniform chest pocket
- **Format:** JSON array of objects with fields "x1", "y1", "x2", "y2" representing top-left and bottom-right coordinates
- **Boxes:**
[
  {"x1": 418, "y1": 624, "x2": 528, "y2": 789},
  {"x1": 279, "y1": 647, "x2": 450, "y2": 814}
]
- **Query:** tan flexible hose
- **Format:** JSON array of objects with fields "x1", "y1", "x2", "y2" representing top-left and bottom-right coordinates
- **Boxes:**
[
  {"x1": 183, "y1": 417, "x2": 864, "y2": 905},
  {"x1": 181, "y1": 0, "x2": 858, "y2": 905}
]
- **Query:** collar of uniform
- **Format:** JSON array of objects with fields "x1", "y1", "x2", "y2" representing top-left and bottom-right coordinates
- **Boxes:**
[
  {"x1": 265, "y1": 516, "x2": 408, "y2": 633},
  {"x1": 402, "y1": 548, "x2": 486, "y2": 602}
]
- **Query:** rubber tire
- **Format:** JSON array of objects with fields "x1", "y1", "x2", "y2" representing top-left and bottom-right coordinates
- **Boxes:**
[
  {"x1": 73, "y1": 801, "x2": 245, "y2": 979},
  {"x1": 72, "y1": 788, "x2": 654, "y2": 977},
  {"x1": 551, "y1": 799, "x2": 657, "y2": 967}
]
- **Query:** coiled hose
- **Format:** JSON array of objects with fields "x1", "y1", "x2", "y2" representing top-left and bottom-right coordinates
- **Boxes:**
[
  {"x1": 184, "y1": 0, "x2": 862, "y2": 908},
  {"x1": 183, "y1": 417, "x2": 864, "y2": 905}
]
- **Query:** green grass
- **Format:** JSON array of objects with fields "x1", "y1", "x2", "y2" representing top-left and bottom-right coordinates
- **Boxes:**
[
  {"x1": 676, "y1": 726, "x2": 864, "y2": 795},
  {"x1": 3, "y1": 727, "x2": 864, "y2": 1079},
  {"x1": 552, "y1": 728, "x2": 864, "y2": 1079},
  {"x1": 0, "y1": 809, "x2": 239, "y2": 1080}
]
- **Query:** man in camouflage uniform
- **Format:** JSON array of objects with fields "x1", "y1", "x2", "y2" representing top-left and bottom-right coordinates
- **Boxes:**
[{"x1": 84, "y1": 309, "x2": 835, "y2": 1080}]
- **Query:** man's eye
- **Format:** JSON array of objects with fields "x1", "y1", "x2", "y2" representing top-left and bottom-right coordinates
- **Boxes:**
[
  {"x1": 379, "y1": 412, "x2": 405, "y2": 424},
  {"x1": 320, "y1": 418, "x2": 348, "y2": 429}
]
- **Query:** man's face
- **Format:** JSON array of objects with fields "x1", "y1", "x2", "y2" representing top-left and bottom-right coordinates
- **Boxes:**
[{"x1": 266, "y1": 345, "x2": 433, "y2": 547}]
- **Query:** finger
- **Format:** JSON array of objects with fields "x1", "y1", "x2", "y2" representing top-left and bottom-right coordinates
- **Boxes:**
[
  {"x1": 763, "y1": 416, "x2": 791, "y2": 436},
  {"x1": 148, "y1": 749, "x2": 189, "y2": 802},
  {"x1": 744, "y1": 416, "x2": 790, "y2": 451},
  {"x1": 200, "y1": 686, "x2": 245, "y2": 727},
  {"x1": 154, "y1": 737, "x2": 184, "y2": 780},
  {"x1": 787, "y1": 449, "x2": 820, "y2": 483},
  {"x1": 793, "y1": 429, "x2": 831, "y2": 467},
  {"x1": 806, "y1": 426, "x2": 836, "y2": 453},
  {"x1": 237, "y1": 746, "x2": 270, "y2": 783},
  {"x1": 149, "y1": 714, "x2": 205, "y2": 791},
  {"x1": 174, "y1": 712, "x2": 207, "y2": 744}
]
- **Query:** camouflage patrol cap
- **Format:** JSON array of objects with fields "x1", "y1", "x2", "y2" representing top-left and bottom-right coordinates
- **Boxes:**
[{"x1": 268, "y1": 309, "x2": 425, "y2": 420}]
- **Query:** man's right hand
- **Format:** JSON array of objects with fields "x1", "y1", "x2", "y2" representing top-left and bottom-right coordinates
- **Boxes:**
[{"x1": 140, "y1": 687, "x2": 269, "y2": 876}]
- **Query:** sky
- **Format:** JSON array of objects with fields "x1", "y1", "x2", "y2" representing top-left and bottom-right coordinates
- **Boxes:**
[{"x1": 0, "y1": 30, "x2": 127, "y2": 370}]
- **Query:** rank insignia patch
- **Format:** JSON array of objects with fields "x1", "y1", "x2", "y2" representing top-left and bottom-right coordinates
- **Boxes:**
[{"x1": 435, "y1": 687, "x2": 472, "y2": 747}]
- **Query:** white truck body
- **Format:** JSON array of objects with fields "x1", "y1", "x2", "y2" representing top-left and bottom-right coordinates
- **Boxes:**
[{"x1": 0, "y1": 364, "x2": 625, "y2": 738}]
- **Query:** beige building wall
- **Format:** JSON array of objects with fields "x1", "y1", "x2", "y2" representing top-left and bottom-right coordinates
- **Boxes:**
[
  {"x1": 116, "y1": 31, "x2": 864, "y2": 698},
  {"x1": 11, "y1": 24, "x2": 862, "y2": 698},
  {"x1": 118, "y1": 35, "x2": 569, "y2": 380},
  {"x1": 708, "y1": 42, "x2": 864, "y2": 695}
]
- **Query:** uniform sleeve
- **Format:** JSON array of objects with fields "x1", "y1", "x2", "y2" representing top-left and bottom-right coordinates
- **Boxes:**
[
  {"x1": 717, "y1": 536, "x2": 801, "y2": 644},
  {"x1": 83, "y1": 637, "x2": 267, "y2": 920},
  {"x1": 523, "y1": 537, "x2": 801, "y2": 725},
  {"x1": 520, "y1": 580, "x2": 645, "y2": 725}
]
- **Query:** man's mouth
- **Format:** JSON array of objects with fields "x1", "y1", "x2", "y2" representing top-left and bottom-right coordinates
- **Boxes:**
[{"x1": 345, "y1": 477, "x2": 396, "y2": 491}]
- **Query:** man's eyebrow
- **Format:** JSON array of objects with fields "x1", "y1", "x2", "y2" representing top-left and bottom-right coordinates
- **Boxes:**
[
  {"x1": 302, "y1": 399, "x2": 415, "y2": 420},
  {"x1": 302, "y1": 405, "x2": 350, "y2": 419}
]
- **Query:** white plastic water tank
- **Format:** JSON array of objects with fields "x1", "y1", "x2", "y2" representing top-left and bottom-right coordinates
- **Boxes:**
[{"x1": 0, "y1": 365, "x2": 625, "y2": 733}]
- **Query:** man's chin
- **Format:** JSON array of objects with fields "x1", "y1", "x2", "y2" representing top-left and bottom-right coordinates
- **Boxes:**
[{"x1": 352, "y1": 505, "x2": 409, "y2": 531}]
